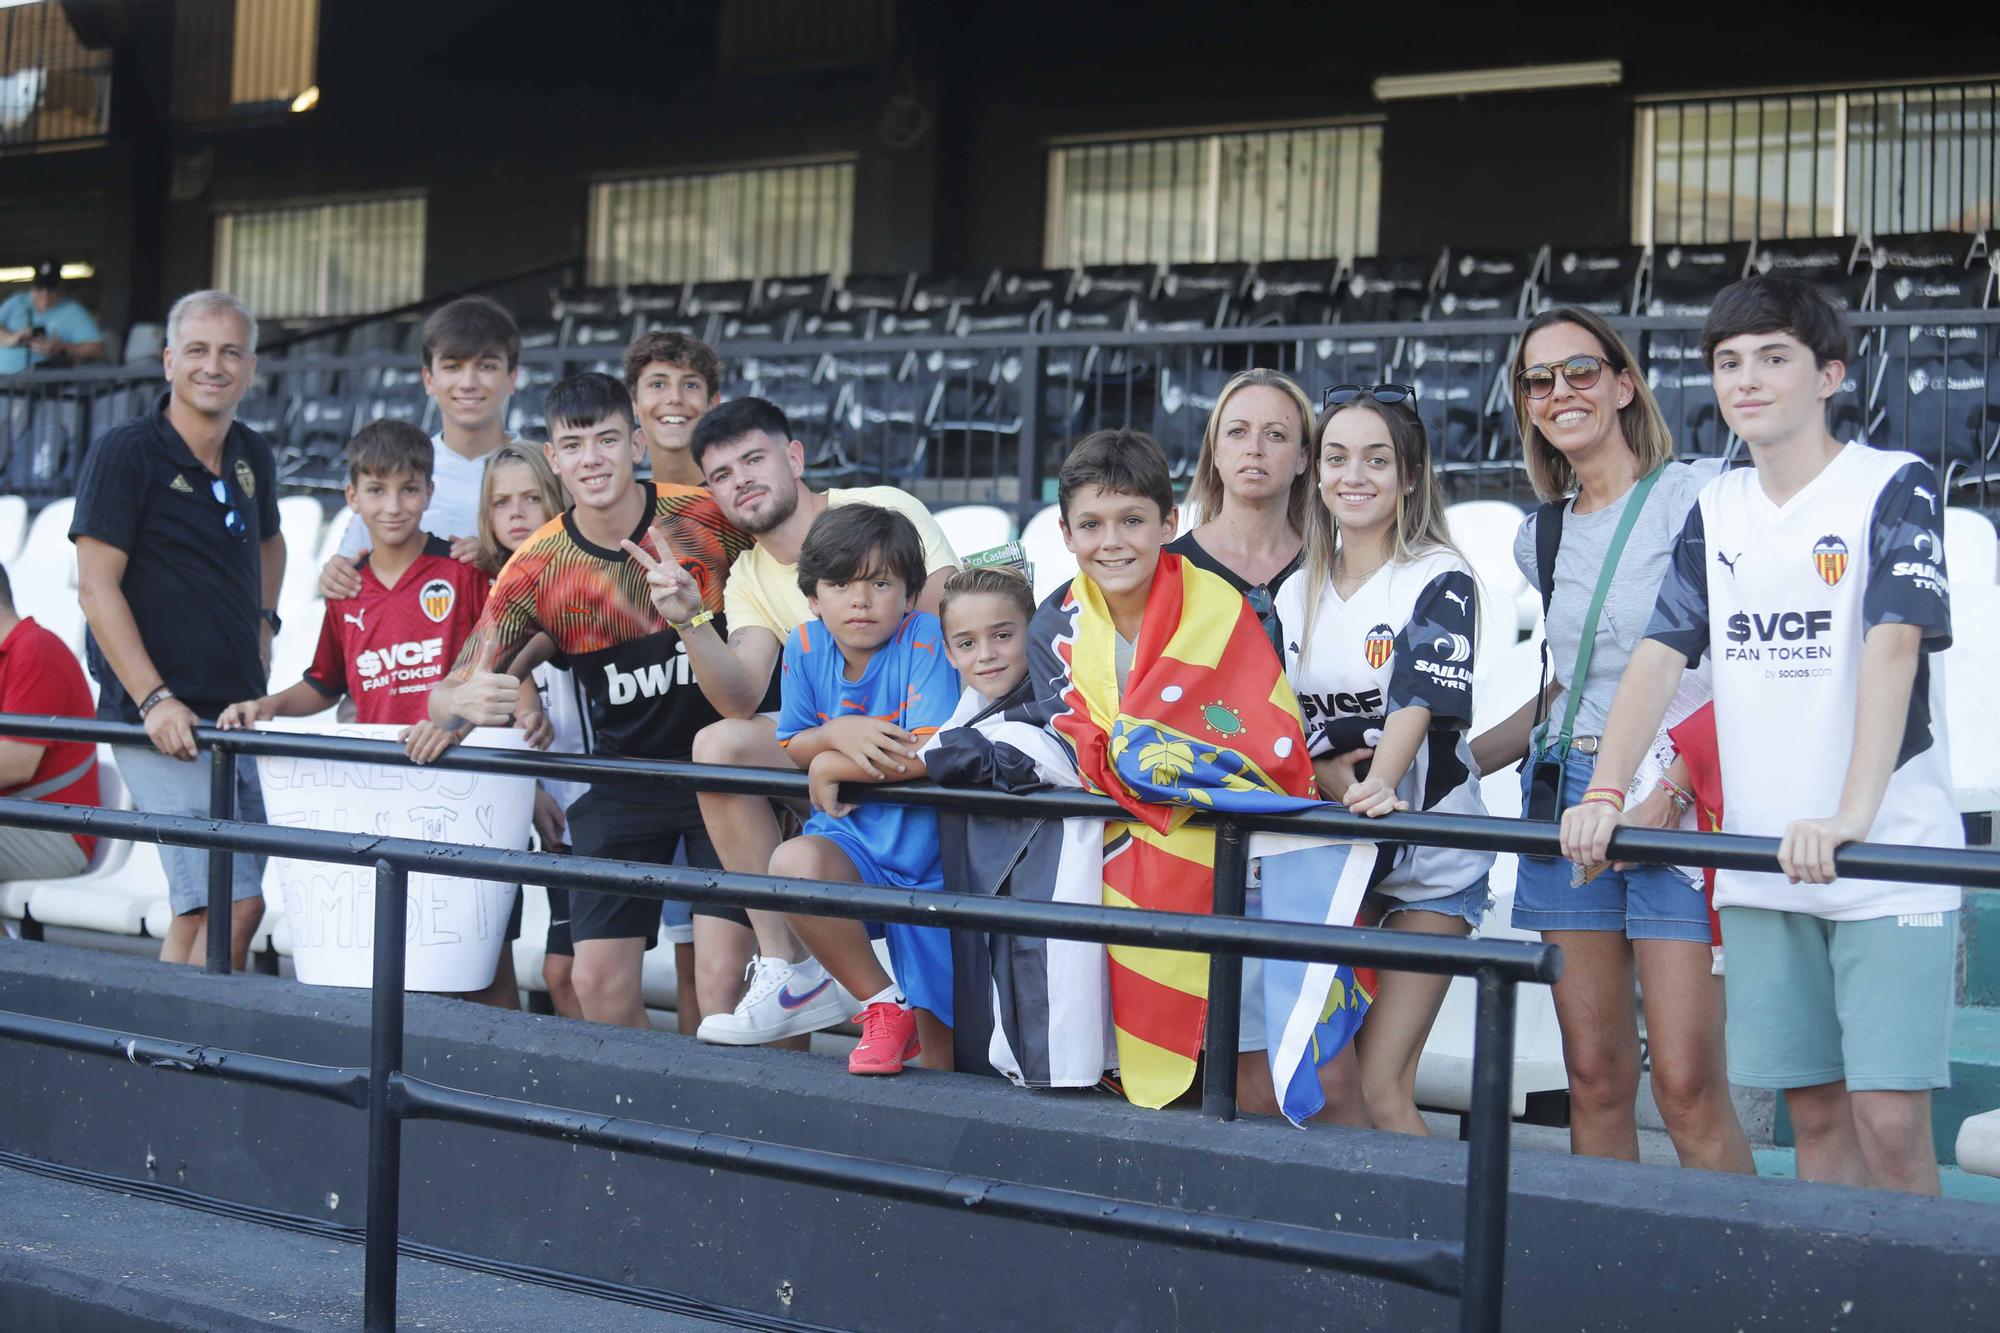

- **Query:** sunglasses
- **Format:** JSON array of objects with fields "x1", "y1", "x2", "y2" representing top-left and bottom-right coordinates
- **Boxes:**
[
  {"x1": 1516, "y1": 354, "x2": 1617, "y2": 399},
  {"x1": 1322, "y1": 383, "x2": 1416, "y2": 409},
  {"x1": 210, "y1": 477, "x2": 247, "y2": 541}
]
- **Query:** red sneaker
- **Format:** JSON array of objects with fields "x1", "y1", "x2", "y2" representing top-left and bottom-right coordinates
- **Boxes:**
[{"x1": 848, "y1": 1001, "x2": 920, "y2": 1075}]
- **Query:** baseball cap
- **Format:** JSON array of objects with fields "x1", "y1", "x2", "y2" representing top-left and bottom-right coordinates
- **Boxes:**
[{"x1": 30, "y1": 260, "x2": 61, "y2": 290}]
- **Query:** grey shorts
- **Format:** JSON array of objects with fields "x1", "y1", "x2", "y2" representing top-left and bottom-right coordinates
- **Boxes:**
[{"x1": 113, "y1": 744, "x2": 267, "y2": 917}]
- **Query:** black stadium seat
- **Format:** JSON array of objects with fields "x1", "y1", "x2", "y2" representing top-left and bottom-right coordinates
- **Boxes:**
[
  {"x1": 1075, "y1": 263, "x2": 1158, "y2": 300},
  {"x1": 717, "y1": 309, "x2": 797, "y2": 343},
  {"x1": 760, "y1": 274, "x2": 832, "y2": 315},
  {"x1": 1248, "y1": 259, "x2": 1338, "y2": 303},
  {"x1": 1643, "y1": 242, "x2": 1751, "y2": 458},
  {"x1": 958, "y1": 298, "x2": 1048, "y2": 336},
  {"x1": 550, "y1": 286, "x2": 619, "y2": 320},
  {"x1": 1537, "y1": 245, "x2": 1646, "y2": 316},
  {"x1": 1429, "y1": 248, "x2": 1543, "y2": 321},
  {"x1": 834, "y1": 272, "x2": 913, "y2": 313},
  {"x1": 1865, "y1": 234, "x2": 1996, "y2": 470},
  {"x1": 989, "y1": 267, "x2": 1075, "y2": 306},
  {"x1": 685, "y1": 280, "x2": 755, "y2": 317},
  {"x1": 1750, "y1": 236, "x2": 1869, "y2": 310},
  {"x1": 907, "y1": 272, "x2": 987, "y2": 318},
  {"x1": 1239, "y1": 291, "x2": 1339, "y2": 328},
  {"x1": 1161, "y1": 261, "x2": 1251, "y2": 301},
  {"x1": 1645, "y1": 242, "x2": 1751, "y2": 317},
  {"x1": 1132, "y1": 293, "x2": 1229, "y2": 332},
  {"x1": 623, "y1": 283, "x2": 686, "y2": 316},
  {"x1": 1338, "y1": 256, "x2": 1432, "y2": 323},
  {"x1": 560, "y1": 313, "x2": 634, "y2": 351}
]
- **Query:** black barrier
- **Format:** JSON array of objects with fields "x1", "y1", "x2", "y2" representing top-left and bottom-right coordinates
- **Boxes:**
[{"x1": 3, "y1": 715, "x2": 1998, "y2": 1332}]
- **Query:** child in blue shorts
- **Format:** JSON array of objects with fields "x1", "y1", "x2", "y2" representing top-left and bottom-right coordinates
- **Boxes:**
[{"x1": 773, "y1": 504, "x2": 961, "y2": 1075}]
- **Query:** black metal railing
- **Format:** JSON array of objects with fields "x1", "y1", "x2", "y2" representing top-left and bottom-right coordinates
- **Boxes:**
[
  {"x1": 6, "y1": 310, "x2": 1998, "y2": 518},
  {"x1": 3, "y1": 716, "x2": 1999, "y2": 1330}
]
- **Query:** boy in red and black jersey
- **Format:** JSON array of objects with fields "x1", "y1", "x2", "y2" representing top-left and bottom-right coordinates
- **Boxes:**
[
  {"x1": 429, "y1": 372, "x2": 750, "y2": 1030},
  {"x1": 221, "y1": 422, "x2": 483, "y2": 759}
]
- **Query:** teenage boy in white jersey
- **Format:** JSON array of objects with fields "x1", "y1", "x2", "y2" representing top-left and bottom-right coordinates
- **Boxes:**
[
  {"x1": 320, "y1": 297, "x2": 522, "y2": 597},
  {"x1": 1563, "y1": 274, "x2": 1960, "y2": 1195}
]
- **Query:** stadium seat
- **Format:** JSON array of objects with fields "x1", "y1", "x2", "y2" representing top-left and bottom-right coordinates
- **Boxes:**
[
  {"x1": 1643, "y1": 243, "x2": 1744, "y2": 452},
  {"x1": 12, "y1": 498, "x2": 78, "y2": 638},
  {"x1": 1446, "y1": 500, "x2": 1535, "y2": 633},
  {"x1": 1339, "y1": 256, "x2": 1433, "y2": 323},
  {"x1": 1471, "y1": 634, "x2": 1545, "y2": 758},
  {"x1": 1407, "y1": 331, "x2": 1513, "y2": 469},
  {"x1": 1249, "y1": 259, "x2": 1338, "y2": 303},
  {"x1": 834, "y1": 272, "x2": 914, "y2": 313},
  {"x1": 1864, "y1": 234, "x2": 1996, "y2": 469},
  {"x1": 1075, "y1": 263, "x2": 1158, "y2": 300},
  {"x1": 122, "y1": 322, "x2": 163, "y2": 365},
  {"x1": 1149, "y1": 363, "x2": 1228, "y2": 477},
  {"x1": 1019, "y1": 504, "x2": 1076, "y2": 603},
  {"x1": 1646, "y1": 241, "x2": 1752, "y2": 317},
  {"x1": 560, "y1": 312, "x2": 636, "y2": 353},
  {"x1": 276, "y1": 496, "x2": 325, "y2": 579},
  {"x1": 549, "y1": 286, "x2": 619, "y2": 320},
  {"x1": 1749, "y1": 236, "x2": 1869, "y2": 310},
  {"x1": 1239, "y1": 291, "x2": 1340, "y2": 329},
  {"x1": 716, "y1": 309, "x2": 798, "y2": 344},
  {"x1": 794, "y1": 309, "x2": 873, "y2": 343},
  {"x1": 15, "y1": 760, "x2": 143, "y2": 937},
  {"x1": 1536, "y1": 245, "x2": 1646, "y2": 316},
  {"x1": 1944, "y1": 582, "x2": 2000, "y2": 814},
  {"x1": 685, "y1": 280, "x2": 755, "y2": 319},
  {"x1": 958, "y1": 297, "x2": 1049, "y2": 336},
  {"x1": 759, "y1": 274, "x2": 833, "y2": 315},
  {"x1": 0, "y1": 494, "x2": 28, "y2": 564},
  {"x1": 1945, "y1": 507, "x2": 1998, "y2": 584},
  {"x1": 872, "y1": 308, "x2": 952, "y2": 341},
  {"x1": 621, "y1": 282, "x2": 686, "y2": 316},
  {"x1": 931, "y1": 504, "x2": 1013, "y2": 557},
  {"x1": 989, "y1": 268, "x2": 1075, "y2": 306},
  {"x1": 1132, "y1": 293, "x2": 1229, "y2": 332},
  {"x1": 1430, "y1": 248, "x2": 1543, "y2": 321},
  {"x1": 1160, "y1": 261, "x2": 1251, "y2": 302},
  {"x1": 1866, "y1": 232, "x2": 1988, "y2": 309}
]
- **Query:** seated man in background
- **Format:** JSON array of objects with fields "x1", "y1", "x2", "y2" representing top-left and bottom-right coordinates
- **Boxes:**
[
  {"x1": 0, "y1": 562, "x2": 102, "y2": 882},
  {"x1": 0, "y1": 260, "x2": 105, "y2": 373}
]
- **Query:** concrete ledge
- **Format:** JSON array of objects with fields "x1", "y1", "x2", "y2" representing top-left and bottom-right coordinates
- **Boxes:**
[{"x1": 3, "y1": 942, "x2": 1998, "y2": 1331}]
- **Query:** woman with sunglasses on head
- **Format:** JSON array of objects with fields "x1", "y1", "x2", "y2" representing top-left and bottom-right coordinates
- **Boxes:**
[
  {"x1": 1468, "y1": 307, "x2": 1750, "y2": 1173},
  {"x1": 1164, "y1": 368, "x2": 1315, "y2": 651},
  {"x1": 1274, "y1": 383, "x2": 1495, "y2": 1135}
]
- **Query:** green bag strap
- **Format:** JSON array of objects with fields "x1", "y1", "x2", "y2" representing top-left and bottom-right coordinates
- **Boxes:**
[{"x1": 1539, "y1": 464, "x2": 1667, "y2": 753}]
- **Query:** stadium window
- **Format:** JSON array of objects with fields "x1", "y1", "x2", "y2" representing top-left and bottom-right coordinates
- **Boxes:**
[
  {"x1": 1635, "y1": 78, "x2": 2000, "y2": 244},
  {"x1": 1043, "y1": 121, "x2": 1384, "y2": 267},
  {"x1": 0, "y1": 0, "x2": 112, "y2": 152},
  {"x1": 586, "y1": 160, "x2": 856, "y2": 285},
  {"x1": 170, "y1": 0, "x2": 320, "y2": 122},
  {"x1": 214, "y1": 195, "x2": 426, "y2": 319}
]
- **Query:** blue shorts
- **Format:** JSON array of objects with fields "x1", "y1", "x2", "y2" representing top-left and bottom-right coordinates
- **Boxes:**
[
  {"x1": 1369, "y1": 874, "x2": 1494, "y2": 929},
  {"x1": 806, "y1": 820, "x2": 953, "y2": 1027},
  {"x1": 1509, "y1": 748, "x2": 1710, "y2": 943}
]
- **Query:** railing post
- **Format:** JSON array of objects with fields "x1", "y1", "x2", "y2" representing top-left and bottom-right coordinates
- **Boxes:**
[
  {"x1": 1200, "y1": 818, "x2": 1249, "y2": 1120},
  {"x1": 364, "y1": 859, "x2": 407, "y2": 1333},
  {"x1": 204, "y1": 740, "x2": 234, "y2": 975},
  {"x1": 1459, "y1": 968, "x2": 1518, "y2": 1333},
  {"x1": 1015, "y1": 342, "x2": 1044, "y2": 530}
]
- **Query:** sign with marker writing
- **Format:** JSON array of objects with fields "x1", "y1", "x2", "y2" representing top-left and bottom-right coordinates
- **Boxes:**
[{"x1": 255, "y1": 721, "x2": 534, "y2": 991}]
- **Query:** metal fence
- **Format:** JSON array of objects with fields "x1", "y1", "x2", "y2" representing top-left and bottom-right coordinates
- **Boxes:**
[
  {"x1": 5, "y1": 310, "x2": 1999, "y2": 520},
  {"x1": 3, "y1": 716, "x2": 1999, "y2": 1328}
]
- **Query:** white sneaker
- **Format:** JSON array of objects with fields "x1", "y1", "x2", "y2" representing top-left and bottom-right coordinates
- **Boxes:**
[{"x1": 696, "y1": 955, "x2": 851, "y2": 1045}]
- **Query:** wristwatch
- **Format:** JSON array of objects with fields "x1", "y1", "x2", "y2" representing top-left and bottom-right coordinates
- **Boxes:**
[{"x1": 259, "y1": 608, "x2": 283, "y2": 634}]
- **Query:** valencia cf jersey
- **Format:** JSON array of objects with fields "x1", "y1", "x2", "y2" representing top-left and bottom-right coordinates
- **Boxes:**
[
  {"x1": 1644, "y1": 444, "x2": 1960, "y2": 920},
  {"x1": 304, "y1": 537, "x2": 488, "y2": 726},
  {"x1": 1274, "y1": 547, "x2": 1494, "y2": 902},
  {"x1": 451, "y1": 484, "x2": 751, "y2": 768}
]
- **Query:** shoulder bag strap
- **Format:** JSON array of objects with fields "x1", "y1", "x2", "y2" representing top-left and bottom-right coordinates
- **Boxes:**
[{"x1": 1542, "y1": 465, "x2": 1666, "y2": 752}]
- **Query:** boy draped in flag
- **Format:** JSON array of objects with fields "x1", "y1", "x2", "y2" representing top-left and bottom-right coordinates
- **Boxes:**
[
  {"x1": 1563, "y1": 275, "x2": 1960, "y2": 1195},
  {"x1": 1002, "y1": 429, "x2": 1375, "y2": 1122}
]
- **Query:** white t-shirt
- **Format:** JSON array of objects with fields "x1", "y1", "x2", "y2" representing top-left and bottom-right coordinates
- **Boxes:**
[
  {"x1": 337, "y1": 433, "x2": 504, "y2": 558},
  {"x1": 534, "y1": 663, "x2": 590, "y2": 813},
  {"x1": 1645, "y1": 443, "x2": 1961, "y2": 920},
  {"x1": 1275, "y1": 547, "x2": 1495, "y2": 901}
]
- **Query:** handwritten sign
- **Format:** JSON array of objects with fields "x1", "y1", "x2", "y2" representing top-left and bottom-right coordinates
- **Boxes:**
[{"x1": 255, "y1": 720, "x2": 535, "y2": 991}]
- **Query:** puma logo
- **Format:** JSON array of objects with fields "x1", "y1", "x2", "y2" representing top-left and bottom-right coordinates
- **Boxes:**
[
  {"x1": 1444, "y1": 589, "x2": 1469, "y2": 616},
  {"x1": 1913, "y1": 485, "x2": 1936, "y2": 513},
  {"x1": 1715, "y1": 550, "x2": 1740, "y2": 576},
  {"x1": 343, "y1": 609, "x2": 366, "y2": 631}
]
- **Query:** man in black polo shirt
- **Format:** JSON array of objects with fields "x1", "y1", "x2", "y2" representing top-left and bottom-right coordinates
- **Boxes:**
[{"x1": 72, "y1": 289, "x2": 284, "y2": 970}]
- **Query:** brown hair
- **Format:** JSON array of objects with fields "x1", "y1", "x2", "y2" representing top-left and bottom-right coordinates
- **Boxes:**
[
  {"x1": 474, "y1": 442, "x2": 567, "y2": 575},
  {"x1": 346, "y1": 418, "x2": 433, "y2": 485},
  {"x1": 1056, "y1": 428, "x2": 1174, "y2": 521},
  {"x1": 1185, "y1": 368, "x2": 1315, "y2": 535},
  {"x1": 939, "y1": 565, "x2": 1035, "y2": 625},
  {"x1": 1296, "y1": 396, "x2": 1463, "y2": 672},
  {"x1": 623, "y1": 330, "x2": 724, "y2": 400},
  {"x1": 423, "y1": 296, "x2": 520, "y2": 370},
  {"x1": 1512, "y1": 306, "x2": 1675, "y2": 503}
]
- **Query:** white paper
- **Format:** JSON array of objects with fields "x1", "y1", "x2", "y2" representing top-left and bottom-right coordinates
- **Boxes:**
[{"x1": 254, "y1": 720, "x2": 536, "y2": 991}]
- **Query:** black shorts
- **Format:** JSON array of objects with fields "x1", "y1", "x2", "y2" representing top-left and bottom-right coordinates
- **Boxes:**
[
  {"x1": 565, "y1": 788, "x2": 749, "y2": 946},
  {"x1": 544, "y1": 885, "x2": 573, "y2": 958}
]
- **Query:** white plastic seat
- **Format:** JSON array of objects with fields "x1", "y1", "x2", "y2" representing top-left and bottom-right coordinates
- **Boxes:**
[
  {"x1": 1472, "y1": 634, "x2": 1546, "y2": 736},
  {"x1": 1019, "y1": 504, "x2": 1077, "y2": 603},
  {"x1": 316, "y1": 509, "x2": 358, "y2": 568},
  {"x1": 0, "y1": 494, "x2": 29, "y2": 565},
  {"x1": 1943, "y1": 583, "x2": 2000, "y2": 813},
  {"x1": 1945, "y1": 507, "x2": 1998, "y2": 585},
  {"x1": 1414, "y1": 887, "x2": 1567, "y2": 1117},
  {"x1": 1958, "y1": 1107, "x2": 2000, "y2": 1178},
  {"x1": 11, "y1": 499, "x2": 79, "y2": 638},
  {"x1": 1447, "y1": 500, "x2": 1534, "y2": 632},
  {"x1": 932, "y1": 504, "x2": 1014, "y2": 560},
  {"x1": 278, "y1": 496, "x2": 326, "y2": 582}
]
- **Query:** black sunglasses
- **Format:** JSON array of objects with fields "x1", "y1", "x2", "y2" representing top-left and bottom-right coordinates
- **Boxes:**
[
  {"x1": 1516, "y1": 354, "x2": 1617, "y2": 399},
  {"x1": 1322, "y1": 383, "x2": 1416, "y2": 409},
  {"x1": 210, "y1": 476, "x2": 248, "y2": 541}
]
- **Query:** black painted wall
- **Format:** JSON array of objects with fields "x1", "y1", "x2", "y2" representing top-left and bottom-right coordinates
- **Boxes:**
[{"x1": 0, "y1": 0, "x2": 1983, "y2": 327}]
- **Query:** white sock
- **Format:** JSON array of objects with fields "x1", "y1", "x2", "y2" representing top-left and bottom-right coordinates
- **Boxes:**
[
  {"x1": 862, "y1": 984, "x2": 908, "y2": 1009},
  {"x1": 791, "y1": 955, "x2": 826, "y2": 977}
]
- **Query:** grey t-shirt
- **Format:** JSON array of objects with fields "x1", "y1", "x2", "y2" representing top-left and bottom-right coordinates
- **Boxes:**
[{"x1": 1513, "y1": 459, "x2": 1721, "y2": 739}]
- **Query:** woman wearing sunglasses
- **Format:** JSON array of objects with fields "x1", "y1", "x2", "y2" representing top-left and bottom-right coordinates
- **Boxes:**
[
  {"x1": 1164, "y1": 367, "x2": 1315, "y2": 652},
  {"x1": 1272, "y1": 383, "x2": 1495, "y2": 1136},
  {"x1": 1470, "y1": 306, "x2": 1751, "y2": 1173}
]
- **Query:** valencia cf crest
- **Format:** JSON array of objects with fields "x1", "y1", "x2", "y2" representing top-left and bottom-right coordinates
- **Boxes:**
[
  {"x1": 1363, "y1": 623, "x2": 1395, "y2": 669},
  {"x1": 1812, "y1": 535, "x2": 1849, "y2": 587},
  {"x1": 233, "y1": 458, "x2": 256, "y2": 500},
  {"x1": 419, "y1": 577, "x2": 456, "y2": 623}
]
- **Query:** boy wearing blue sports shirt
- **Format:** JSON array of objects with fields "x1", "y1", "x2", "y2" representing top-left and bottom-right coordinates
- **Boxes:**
[{"x1": 773, "y1": 504, "x2": 960, "y2": 1076}]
